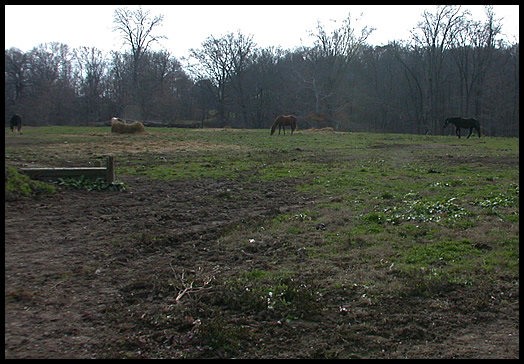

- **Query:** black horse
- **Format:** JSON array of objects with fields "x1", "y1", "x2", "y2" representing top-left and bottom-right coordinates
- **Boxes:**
[
  {"x1": 444, "y1": 117, "x2": 481, "y2": 138},
  {"x1": 9, "y1": 114, "x2": 22, "y2": 134}
]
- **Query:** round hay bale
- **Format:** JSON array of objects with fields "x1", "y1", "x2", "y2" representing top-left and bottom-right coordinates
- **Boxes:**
[{"x1": 111, "y1": 120, "x2": 145, "y2": 134}]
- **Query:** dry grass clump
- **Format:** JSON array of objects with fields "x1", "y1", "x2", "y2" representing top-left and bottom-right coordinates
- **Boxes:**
[{"x1": 301, "y1": 127, "x2": 336, "y2": 134}]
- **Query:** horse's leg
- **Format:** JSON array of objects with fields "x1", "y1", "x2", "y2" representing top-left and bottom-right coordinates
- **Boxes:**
[
  {"x1": 456, "y1": 128, "x2": 461, "y2": 138},
  {"x1": 467, "y1": 127, "x2": 473, "y2": 138}
]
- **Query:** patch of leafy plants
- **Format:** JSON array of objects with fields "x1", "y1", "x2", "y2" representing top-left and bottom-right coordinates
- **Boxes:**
[{"x1": 56, "y1": 175, "x2": 127, "y2": 191}]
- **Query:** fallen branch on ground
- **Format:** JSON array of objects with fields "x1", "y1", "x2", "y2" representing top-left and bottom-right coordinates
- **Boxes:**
[{"x1": 169, "y1": 264, "x2": 218, "y2": 304}]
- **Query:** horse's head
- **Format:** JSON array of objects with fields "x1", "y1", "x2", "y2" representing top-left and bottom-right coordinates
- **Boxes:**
[{"x1": 443, "y1": 118, "x2": 450, "y2": 128}]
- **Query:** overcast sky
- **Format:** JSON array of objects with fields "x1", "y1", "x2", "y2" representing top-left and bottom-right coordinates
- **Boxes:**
[{"x1": 5, "y1": 5, "x2": 519, "y2": 59}]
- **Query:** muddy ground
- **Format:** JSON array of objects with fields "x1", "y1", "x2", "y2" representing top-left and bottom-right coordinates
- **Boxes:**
[
  {"x1": 5, "y1": 175, "x2": 310, "y2": 358},
  {"x1": 5, "y1": 174, "x2": 519, "y2": 358}
]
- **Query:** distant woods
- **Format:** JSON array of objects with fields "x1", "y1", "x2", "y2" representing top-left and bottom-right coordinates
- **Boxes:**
[{"x1": 4, "y1": 5, "x2": 519, "y2": 136}]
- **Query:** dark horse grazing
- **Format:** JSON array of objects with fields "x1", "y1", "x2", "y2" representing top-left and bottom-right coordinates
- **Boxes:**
[
  {"x1": 270, "y1": 115, "x2": 297, "y2": 135},
  {"x1": 444, "y1": 117, "x2": 481, "y2": 138},
  {"x1": 9, "y1": 114, "x2": 22, "y2": 134}
]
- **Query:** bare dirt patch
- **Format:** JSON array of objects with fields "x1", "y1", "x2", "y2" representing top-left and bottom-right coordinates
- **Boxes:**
[{"x1": 4, "y1": 176, "x2": 312, "y2": 358}]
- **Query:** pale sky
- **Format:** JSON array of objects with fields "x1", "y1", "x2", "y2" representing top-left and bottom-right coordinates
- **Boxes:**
[{"x1": 5, "y1": 5, "x2": 519, "y2": 60}]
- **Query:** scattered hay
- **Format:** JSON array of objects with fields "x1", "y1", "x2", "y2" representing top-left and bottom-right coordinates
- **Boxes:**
[
  {"x1": 302, "y1": 127, "x2": 337, "y2": 134},
  {"x1": 111, "y1": 118, "x2": 145, "y2": 134}
]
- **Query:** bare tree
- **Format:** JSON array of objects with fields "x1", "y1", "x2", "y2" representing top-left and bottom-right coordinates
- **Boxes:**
[
  {"x1": 141, "y1": 50, "x2": 189, "y2": 121},
  {"x1": 189, "y1": 35, "x2": 234, "y2": 125},
  {"x1": 74, "y1": 47, "x2": 107, "y2": 122},
  {"x1": 247, "y1": 47, "x2": 283, "y2": 128},
  {"x1": 24, "y1": 43, "x2": 76, "y2": 124},
  {"x1": 411, "y1": 5, "x2": 469, "y2": 133},
  {"x1": 470, "y1": 5, "x2": 502, "y2": 120},
  {"x1": 362, "y1": 45, "x2": 405, "y2": 132},
  {"x1": 5, "y1": 48, "x2": 30, "y2": 104},
  {"x1": 113, "y1": 6, "x2": 165, "y2": 118},
  {"x1": 228, "y1": 32, "x2": 256, "y2": 127},
  {"x1": 304, "y1": 13, "x2": 374, "y2": 128},
  {"x1": 391, "y1": 41, "x2": 425, "y2": 133}
]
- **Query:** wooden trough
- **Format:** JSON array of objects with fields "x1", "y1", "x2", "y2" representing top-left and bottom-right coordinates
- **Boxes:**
[{"x1": 21, "y1": 155, "x2": 115, "y2": 183}]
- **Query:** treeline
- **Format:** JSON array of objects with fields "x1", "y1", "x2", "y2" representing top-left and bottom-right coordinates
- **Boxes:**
[{"x1": 4, "y1": 6, "x2": 519, "y2": 136}]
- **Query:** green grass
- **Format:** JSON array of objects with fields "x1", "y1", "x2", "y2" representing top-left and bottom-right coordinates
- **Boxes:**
[
  {"x1": 402, "y1": 238, "x2": 480, "y2": 266},
  {"x1": 5, "y1": 166, "x2": 56, "y2": 198},
  {"x1": 220, "y1": 268, "x2": 322, "y2": 320}
]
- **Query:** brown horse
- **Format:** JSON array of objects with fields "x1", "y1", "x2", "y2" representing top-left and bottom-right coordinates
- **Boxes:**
[{"x1": 270, "y1": 115, "x2": 297, "y2": 135}]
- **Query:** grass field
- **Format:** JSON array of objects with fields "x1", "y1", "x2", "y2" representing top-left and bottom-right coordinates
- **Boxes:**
[{"x1": 5, "y1": 126, "x2": 519, "y2": 358}]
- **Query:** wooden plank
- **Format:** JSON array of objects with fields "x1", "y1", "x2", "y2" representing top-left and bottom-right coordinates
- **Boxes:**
[
  {"x1": 20, "y1": 167, "x2": 107, "y2": 180},
  {"x1": 20, "y1": 155, "x2": 116, "y2": 182}
]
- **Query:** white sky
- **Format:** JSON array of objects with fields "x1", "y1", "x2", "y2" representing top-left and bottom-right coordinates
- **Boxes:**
[{"x1": 5, "y1": 5, "x2": 519, "y2": 60}]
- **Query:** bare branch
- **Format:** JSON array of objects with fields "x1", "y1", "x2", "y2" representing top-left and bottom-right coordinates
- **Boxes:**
[
  {"x1": 112, "y1": 6, "x2": 165, "y2": 59},
  {"x1": 169, "y1": 265, "x2": 218, "y2": 304}
]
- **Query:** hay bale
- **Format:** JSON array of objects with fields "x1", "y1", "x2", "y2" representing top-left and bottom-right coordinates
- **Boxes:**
[{"x1": 111, "y1": 119, "x2": 145, "y2": 134}]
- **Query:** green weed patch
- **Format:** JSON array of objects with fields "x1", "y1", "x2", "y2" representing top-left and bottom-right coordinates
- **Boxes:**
[
  {"x1": 56, "y1": 176, "x2": 127, "y2": 191},
  {"x1": 403, "y1": 239, "x2": 480, "y2": 266},
  {"x1": 5, "y1": 166, "x2": 56, "y2": 198},
  {"x1": 219, "y1": 269, "x2": 322, "y2": 320},
  {"x1": 382, "y1": 195, "x2": 472, "y2": 224}
]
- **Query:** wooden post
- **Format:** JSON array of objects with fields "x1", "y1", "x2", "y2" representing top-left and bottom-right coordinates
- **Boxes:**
[{"x1": 105, "y1": 155, "x2": 115, "y2": 184}]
